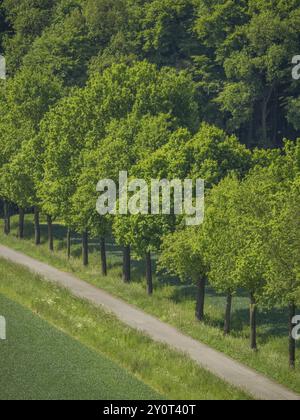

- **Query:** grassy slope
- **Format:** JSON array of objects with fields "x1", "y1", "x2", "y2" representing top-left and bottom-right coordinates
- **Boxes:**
[
  {"x1": 0, "y1": 257, "x2": 250, "y2": 400},
  {"x1": 0, "y1": 293, "x2": 162, "y2": 400},
  {"x1": 0, "y1": 215, "x2": 299, "y2": 394}
]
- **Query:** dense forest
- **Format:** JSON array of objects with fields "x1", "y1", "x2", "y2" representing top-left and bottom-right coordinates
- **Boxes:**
[{"x1": 0, "y1": 0, "x2": 299, "y2": 369}]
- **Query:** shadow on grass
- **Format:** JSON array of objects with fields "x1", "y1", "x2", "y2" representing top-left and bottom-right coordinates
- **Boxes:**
[
  {"x1": 6, "y1": 215, "x2": 295, "y2": 344},
  {"x1": 169, "y1": 281, "x2": 292, "y2": 338}
]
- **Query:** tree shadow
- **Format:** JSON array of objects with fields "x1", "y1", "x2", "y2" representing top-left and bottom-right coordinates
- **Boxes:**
[
  {"x1": 7, "y1": 217, "x2": 298, "y2": 347},
  {"x1": 170, "y1": 283, "x2": 224, "y2": 303},
  {"x1": 13, "y1": 217, "x2": 72, "y2": 245},
  {"x1": 168, "y1": 281, "x2": 292, "y2": 339}
]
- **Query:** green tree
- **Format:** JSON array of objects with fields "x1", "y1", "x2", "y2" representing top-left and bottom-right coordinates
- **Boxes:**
[
  {"x1": 1, "y1": 0, "x2": 56, "y2": 73},
  {"x1": 67, "y1": 61, "x2": 198, "y2": 266},
  {"x1": 186, "y1": 123, "x2": 251, "y2": 187},
  {"x1": 204, "y1": 176, "x2": 242, "y2": 335},
  {"x1": 159, "y1": 227, "x2": 208, "y2": 321},
  {"x1": 134, "y1": 0, "x2": 201, "y2": 67},
  {"x1": 264, "y1": 177, "x2": 300, "y2": 368},
  {"x1": 0, "y1": 68, "x2": 62, "y2": 239},
  {"x1": 23, "y1": 5, "x2": 97, "y2": 86},
  {"x1": 37, "y1": 87, "x2": 91, "y2": 255},
  {"x1": 257, "y1": 141, "x2": 300, "y2": 368},
  {"x1": 114, "y1": 213, "x2": 173, "y2": 295},
  {"x1": 194, "y1": 0, "x2": 300, "y2": 147},
  {"x1": 204, "y1": 171, "x2": 273, "y2": 348}
]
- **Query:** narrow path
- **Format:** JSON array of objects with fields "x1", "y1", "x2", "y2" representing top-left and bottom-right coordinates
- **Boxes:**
[{"x1": 0, "y1": 244, "x2": 299, "y2": 401}]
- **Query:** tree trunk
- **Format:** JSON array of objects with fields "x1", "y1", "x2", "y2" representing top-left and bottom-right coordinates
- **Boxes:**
[
  {"x1": 195, "y1": 277, "x2": 206, "y2": 322},
  {"x1": 100, "y1": 237, "x2": 107, "y2": 276},
  {"x1": 247, "y1": 116, "x2": 254, "y2": 148},
  {"x1": 3, "y1": 201, "x2": 10, "y2": 235},
  {"x1": 250, "y1": 293, "x2": 257, "y2": 351},
  {"x1": 82, "y1": 229, "x2": 89, "y2": 266},
  {"x1": 122, "y1": 245, "x2": 131, "y2": 283},
  {"x1": 67, "y1": 228, "x2": 71, "y2": 259},
  {"x1": 145, "y1": 251, "x2": 153, "y2": 295},
  {"x1": 289, "y1": 303, "x2": 296, "y2": 369},
  {"x1": 262, "y1": 100, "x2": 268, "y2": 147},
  {"x1": 47, "y1": 215, "x2": 54, "y2": 251},
  {"x1": 34, "y1": 207, "x2": 41, "y2": 246},
  {"x1": 272, "y1": 92, "x2": 278, "y2": 146},
  {"x1": 224, "y1": 293, "x2": 233, "y2": 336},
  {"x1": 261, "y1": 86, "x2": 274, "y2": 148},
  {"x1": 18, "y1": 208, "x2": 25, "y2": 239}
]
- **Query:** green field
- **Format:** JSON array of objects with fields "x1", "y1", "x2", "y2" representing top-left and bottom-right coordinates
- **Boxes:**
[
  {"x1": 0, "y1": 257, "x2": 250, "y2": 400},
  {"x1": 1, "y1": 215, "x2": 299, "y2": 394},
  {"x1": 0, "y1": 293, "x2": 162, "y2": 400}
]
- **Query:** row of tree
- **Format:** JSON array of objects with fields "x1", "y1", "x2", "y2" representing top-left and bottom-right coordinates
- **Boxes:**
[
  {"x1": 0, "y1": 0, "x2": 299, "y2": 368},
  {"x1": 0, "y1": 60, "x2": 299, "y2": 367},
  {"x1": 160, "y1": 145, "x2": 300, "y2": 368}
]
